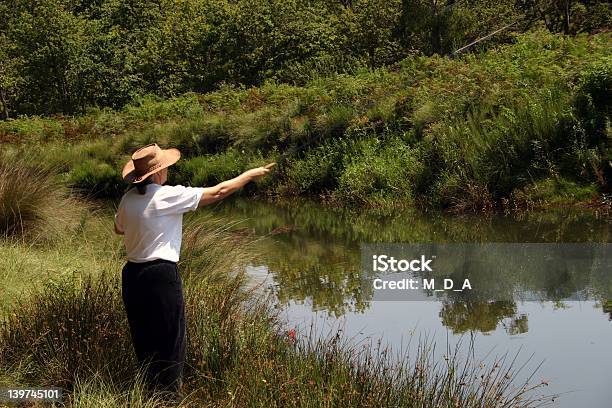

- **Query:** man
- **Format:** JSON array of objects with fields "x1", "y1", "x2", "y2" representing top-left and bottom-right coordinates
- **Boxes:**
[{"x1": 114, "y1": 143, "x2": 273, "y2": 401}]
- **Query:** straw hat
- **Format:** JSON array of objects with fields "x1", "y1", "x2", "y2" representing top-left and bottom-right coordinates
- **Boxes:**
[{"x1": 122, "y1": 143, "x2": 181, "y2": 184}]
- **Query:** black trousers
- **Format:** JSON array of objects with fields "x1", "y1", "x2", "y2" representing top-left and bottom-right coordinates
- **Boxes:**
[{"x1": 121, "y1": 259, "x2": 186, "y2": 394}]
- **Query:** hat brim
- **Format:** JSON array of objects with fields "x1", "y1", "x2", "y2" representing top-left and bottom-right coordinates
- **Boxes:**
[{"x1": 122, "y1": 148, "x2": 181, "y2": 184}]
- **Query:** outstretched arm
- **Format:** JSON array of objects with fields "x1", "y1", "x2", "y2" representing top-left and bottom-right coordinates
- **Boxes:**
[{"x1": 198, "y1": 163, "x2": 275, "y2": 207}]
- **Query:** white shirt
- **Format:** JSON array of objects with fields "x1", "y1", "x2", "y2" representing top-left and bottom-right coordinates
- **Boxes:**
[{"x1": 114, "y1": 184, "x2": 205, "y2": 263}]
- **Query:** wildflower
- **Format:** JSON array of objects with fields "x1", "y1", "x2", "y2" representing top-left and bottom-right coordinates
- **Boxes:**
[{"x1": 287, "y1": 329, "x2": 296, "y2": 344}]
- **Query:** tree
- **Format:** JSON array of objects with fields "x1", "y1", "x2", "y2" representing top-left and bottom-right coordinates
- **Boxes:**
[
  {"x1": 398, "y1": 1, "x2": 519, "y2": 56},
  {"x1": 5, "y1": 0, "x2": 100, "y2": 114},
  {"x1": 0, "y1": 35, "x2": 24, "y2": 120},
  {"x1": 517, "y1": 0, "x2": 612, "y2": 34},
  {"x1": 346, "y1": 0, "x2": 403, "y2": 66}
]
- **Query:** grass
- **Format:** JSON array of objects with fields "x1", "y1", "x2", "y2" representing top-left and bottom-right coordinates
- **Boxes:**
[{"x1": 67, "y1": 374, "x2": 169, "y2": 408}]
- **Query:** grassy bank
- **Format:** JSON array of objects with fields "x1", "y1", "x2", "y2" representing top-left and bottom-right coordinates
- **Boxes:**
[
  {"x1": 1, "y1": 31, "x2": 610, "y2": 212},
  {"x1": 0, "y1": 163, "x2": 557, "y2": 407}
]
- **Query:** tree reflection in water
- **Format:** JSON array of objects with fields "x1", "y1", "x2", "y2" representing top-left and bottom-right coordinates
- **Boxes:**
[{"x1": 201, "y1": 198, "x2": 611, "y2": 332}]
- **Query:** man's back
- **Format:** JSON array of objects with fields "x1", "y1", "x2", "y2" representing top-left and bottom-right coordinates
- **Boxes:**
[{"x1": 115, "y1": 184, "x2": 204, "y2": 263}]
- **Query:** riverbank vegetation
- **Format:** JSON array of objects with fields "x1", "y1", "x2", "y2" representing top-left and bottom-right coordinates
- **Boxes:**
[
  {"x1": 2, "y1": 29, "x2": 610, "y2": 212},
  {"x1": 0, "y1": 165, "x2": 556, "y2": 407}
]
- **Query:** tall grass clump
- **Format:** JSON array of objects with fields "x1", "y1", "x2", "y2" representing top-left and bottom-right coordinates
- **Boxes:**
[
  {"x1": 68, "y1": 372, "x2": 169, "y2": 408},
  {"x1": 335, "y1": 135, "x2": 423, "y2": 206},
  {"x1": 68, "y1": 159, "x2": 125, "y2": 198},
  {"x1": 0, "y1": 270, "x2": 134, "y2": 391},
  {"x1": 172, "y1": 150, "x2": 250, "y2": 188},
  {"x1": 0, "y1": 156, "x2": 87, "y2": 243},
  {"x1": 423, "y1": 90, "x2": 598, "y2": 212},
  {"x1": 178, "y1": 217, "x2": 268, "y2": 392},
  {"x1": 216, "y1": 332, "x2": 557, "y2": 407},
  {"x1": 122, "y1": 94, "x2": 205, "y2": 122},
  {"x1": 277, "y1": 138, "x2": 346, "y2": 197}
]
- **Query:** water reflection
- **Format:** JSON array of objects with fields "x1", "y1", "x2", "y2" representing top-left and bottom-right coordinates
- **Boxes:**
[
  {"x1": 195, "y1": 198, "x2": 612, "y2": 408},
  {"x1": 439, "y1": 300, "x2": 520, "y2": 334},
  {"x1": 199, "y1": 198, "x2": 611, "y2": 328}
]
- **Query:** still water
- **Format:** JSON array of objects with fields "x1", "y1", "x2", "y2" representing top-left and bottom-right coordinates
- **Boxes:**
[{"x1": 201, "y1": 198, "x2": 612, "y2": 407}]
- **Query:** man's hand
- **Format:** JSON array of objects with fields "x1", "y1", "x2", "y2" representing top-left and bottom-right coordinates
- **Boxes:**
[
  {"x1": 198, "y1": 162, "x2": 276, "y2": 207},
  {"x1": 245, "y1": 162, "x2": 276, "y2": 181}
]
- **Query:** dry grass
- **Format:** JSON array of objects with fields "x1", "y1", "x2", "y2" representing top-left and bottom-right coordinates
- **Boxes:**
[{"x1": 0, "y1": 156, "x2": 89, "y2": 244}]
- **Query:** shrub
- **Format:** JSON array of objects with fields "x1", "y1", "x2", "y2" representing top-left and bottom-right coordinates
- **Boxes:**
[
  {"x1": 510, "y1": 177, "x2": 598, "y2": 209},
  {"x1": 68, "y1": 159, "x2": 125, "y2": 198},
  {"x1": 174, "y1": 115, "x2": 233, "y2": 155},
  {"x1": 122, "y1": 94, "x2": 204, "y2": 122},
  {"x1": 573, "y1": 60, "x2": 612, "y2": 189},
  {"x1": 0, "y1": 116, "x2": 64, "y2": 144},
  {"x1": 172, "y1": 150, "x2": 249, "y2": 188},
  {"x1": 425, "y1": 92, "x2": 591, "y2": 210},
  {"x1": 335, "y1": 135, "x2": 422, "y2": 205},
  {"x1": 278, "y1": 139, "x2": 346, "y2": 196}
]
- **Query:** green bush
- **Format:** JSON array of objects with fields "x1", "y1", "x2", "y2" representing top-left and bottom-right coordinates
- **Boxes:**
[
  {"x1": 573, "y1": 59, "x2": 612, "y2": 189},
  {"x1": 335, "y1": 135, "x2": 421, "y2": 205},
  {"x1": 511, "y1": 177, "x2": 598, "y2": 209},
  {"x1": 424, "y1": 91, "x2": 596, "y2": 210},
  {"x1": 68, "y1": 159, "x2": 124, "y2": 197},
  {"x1": 173, "y1": 150, "x2": 249, "y2": 188},
  {"x1": 278, "y1": 138, "x2": 347, "y2": 196},
  {"x1": 0, "y1": 117, "x2": 64, "y2": 143},
  {"x1": 122, "y1": 94, "x2": 204, "y2": 122}
]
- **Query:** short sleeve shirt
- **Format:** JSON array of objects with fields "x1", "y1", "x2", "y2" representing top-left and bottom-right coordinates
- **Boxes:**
[{"x1": 114, "y1": 184, "x2": 205, "y2": 263}]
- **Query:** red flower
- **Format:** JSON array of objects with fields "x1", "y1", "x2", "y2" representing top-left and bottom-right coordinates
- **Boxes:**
[{"x1": 287, "y1": 329, "x2": 296, "y2": 344}]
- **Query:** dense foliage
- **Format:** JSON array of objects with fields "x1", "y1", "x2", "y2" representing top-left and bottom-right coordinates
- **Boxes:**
[
  {"x1": 1, "y1": 31, "x2": 609, "y2": 211},
  {"x1": 1, "y1": 0, "x2": 610, "y2": 117}
]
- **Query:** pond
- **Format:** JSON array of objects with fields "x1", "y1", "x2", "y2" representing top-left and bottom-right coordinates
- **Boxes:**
[{"x1": 200, "y1": 198, "x2": 612, "y2": 408}]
